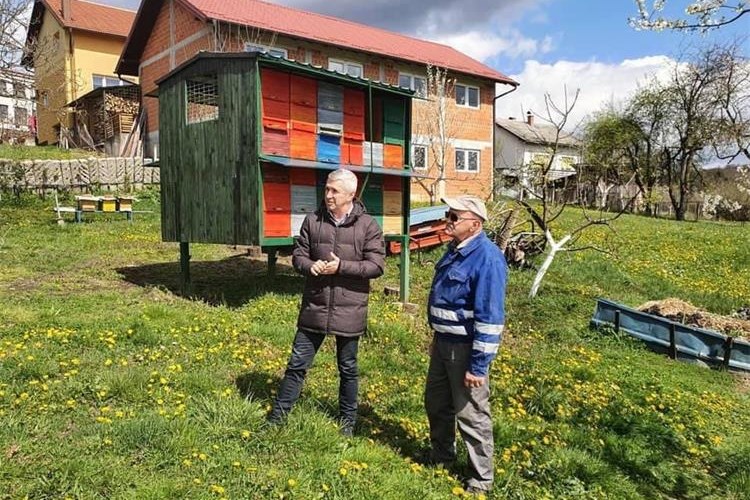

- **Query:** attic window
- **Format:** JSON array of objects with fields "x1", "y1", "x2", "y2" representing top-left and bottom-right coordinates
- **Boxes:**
[{"x1": 186, "y1": 75, "x2": 219, "y2": 124}]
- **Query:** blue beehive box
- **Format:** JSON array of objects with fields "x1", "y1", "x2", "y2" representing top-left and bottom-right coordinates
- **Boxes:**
[{"x1": 317, "y1": 134, "x2": 341, "y2": 163}]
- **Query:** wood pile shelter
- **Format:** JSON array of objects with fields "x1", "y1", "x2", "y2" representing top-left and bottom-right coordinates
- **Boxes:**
[
  {"x1": 70, "y1": 84, "x2": 142, "y2": 156},
  {"x1": 155, "y1": 52, "x2": 419, "y2": 300}
]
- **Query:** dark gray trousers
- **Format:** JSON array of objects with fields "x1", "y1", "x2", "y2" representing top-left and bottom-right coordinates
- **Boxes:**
[{"x1": 425, "y1": 339, "x2": 494, "y2": 491}]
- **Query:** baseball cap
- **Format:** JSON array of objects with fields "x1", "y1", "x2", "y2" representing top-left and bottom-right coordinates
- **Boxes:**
[{"x1": 441, "y1": 196, "x2": 488, "y2": 221}]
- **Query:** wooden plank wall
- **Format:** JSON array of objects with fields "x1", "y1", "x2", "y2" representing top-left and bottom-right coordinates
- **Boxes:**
[{"x1": 159, "y1": 58, "x2": 259, "y2": 246}]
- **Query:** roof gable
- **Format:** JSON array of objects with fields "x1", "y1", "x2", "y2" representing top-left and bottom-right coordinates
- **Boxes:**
[
  {"x1": 118, "y1": 0, "x2": 517, "y2": 86},
  {"x1": 496, "y1": 118, "x2": 581, "y2": 148},
  {"x1": 25, "y1": 0, "x2": 135, "y2": 53}
]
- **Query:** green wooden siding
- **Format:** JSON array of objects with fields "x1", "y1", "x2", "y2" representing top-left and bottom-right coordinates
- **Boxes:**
[{"x1": 159, "y1": 58, "x2": 260, "y2": 245}]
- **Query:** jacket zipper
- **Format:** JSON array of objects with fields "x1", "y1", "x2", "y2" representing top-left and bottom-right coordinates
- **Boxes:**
[{"x1": 326, "y1": 220, "x2": 340, "y2": 333}]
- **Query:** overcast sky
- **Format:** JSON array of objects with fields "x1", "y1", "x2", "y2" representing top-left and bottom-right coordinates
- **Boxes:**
[{"x1": 100, "y1": 0, "x2": 748, "y2": 129}]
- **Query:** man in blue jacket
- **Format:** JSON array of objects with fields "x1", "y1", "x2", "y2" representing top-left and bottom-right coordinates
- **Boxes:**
[{"x1": 425, "y1": 195, "x2": 507, "y2": 495}]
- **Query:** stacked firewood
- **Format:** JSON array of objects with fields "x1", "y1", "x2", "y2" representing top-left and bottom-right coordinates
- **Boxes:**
[{"x1": 104, "y1": 93, "x2": 139, "y2": 114}]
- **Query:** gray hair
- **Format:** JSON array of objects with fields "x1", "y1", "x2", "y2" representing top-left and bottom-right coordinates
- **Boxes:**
[{"x1": 327, "y1": 169, "x2": 358, "y2": 194}]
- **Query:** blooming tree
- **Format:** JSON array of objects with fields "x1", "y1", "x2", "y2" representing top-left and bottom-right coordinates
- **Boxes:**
[{"x1": 630, "y1": 1, "x2": 749, "y2": 31}]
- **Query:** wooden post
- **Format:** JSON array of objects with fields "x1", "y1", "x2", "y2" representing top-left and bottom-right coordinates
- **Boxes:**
[
  {"x1": 722, "y1": 336, "x2": 734, "y2": 371},
  {"x1": 267, "y1": 248, "x2": 277, "y2": 276},
  {"x1": 399, "y1": 234, "x2": 410, "y2": 303},
  {"x1": 180, "y1": 241, "x2": 191, "y2": 296},
  {"x1": 669, "y1": 323, "x2": 677, "y2": 359},
  {"x1": 614, "y1": 310, "x2": 620, "y2": 333}
]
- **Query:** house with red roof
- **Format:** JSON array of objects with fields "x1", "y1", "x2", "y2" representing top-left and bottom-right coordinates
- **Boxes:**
[
  {"x1": 117, "y1": 0, "x2": 518, "y2": 200},
  {"x1": 23, "y1": 0, "x2": 137, "y2": 145}
]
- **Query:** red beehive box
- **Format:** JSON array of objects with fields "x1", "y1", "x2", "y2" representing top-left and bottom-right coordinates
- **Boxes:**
[
  {"x1": 263, "y1": 182, "x2": 291, "y2": 238},
  {"x1": 342, "y1": 136, "x2": 363, "y2": 165},
  {"x1": 291, "y1": 75, "x2": 317, "y2": 107},
  {"x1": 262, "y1": 163, "x2": 290, "y2": 184},
  {"x1": 344, "y1": 88, "x2": 364, "y2": 116},
  {"x1": 383, "y1": 175, "x2": 402, "y2": 191},
  {"x1": 262, "y1": 117, "x2": 290, "y2": 156},
  {"x1": 290, "y1": 167, "x2": 316, "y2": 186},
  {"x1": 261, "y1": 69, "x2": 290, "y2": 102},
  {"x1": 344, "y1": 113, "x2": 365, "y2": 138}
]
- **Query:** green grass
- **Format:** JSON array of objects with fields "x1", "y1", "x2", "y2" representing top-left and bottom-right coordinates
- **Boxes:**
[
  {"x1": 1, "y1": 192, "x2": 749, "y2": 499},
  {"x1": 0, "y1": 144, "x2": 102, "y2": 161}
]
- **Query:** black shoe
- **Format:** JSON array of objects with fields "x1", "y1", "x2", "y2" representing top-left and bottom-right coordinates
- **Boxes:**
[
  {"x1": 265, "y1": 412, "x2": 286, "y2": 428},
  {"x1": 416, "y1": 450, "x2": 454, "y2": 468},
  {"x1": 339, "y1": 421, "x2": 355, "y2": 437},
  {"x1": 464, "y1": 484, "x2": 490, "y2": 496}
]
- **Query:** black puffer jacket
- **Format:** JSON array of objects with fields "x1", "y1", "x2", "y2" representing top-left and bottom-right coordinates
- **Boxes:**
[{"x1": 293, "y1": 200, "x2": 385, "y2": 336}]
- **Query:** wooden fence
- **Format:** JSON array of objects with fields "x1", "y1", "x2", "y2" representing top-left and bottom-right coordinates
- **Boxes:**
[{"x1": 0, "y1": 157, "x2": 160, "y2": 193}]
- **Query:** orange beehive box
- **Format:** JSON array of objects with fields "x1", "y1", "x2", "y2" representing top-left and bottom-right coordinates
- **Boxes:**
[
  {"x1": 290, "y1": 121, "x2": 317, "y2": 160},
  {"x1": 384, "y1": 144, "x2": 403, "y2": 168}
]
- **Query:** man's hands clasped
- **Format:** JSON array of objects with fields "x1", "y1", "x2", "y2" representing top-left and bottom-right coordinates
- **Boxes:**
[{"x1": 310, "y1": 252, "x2": 341, "y2": 276}]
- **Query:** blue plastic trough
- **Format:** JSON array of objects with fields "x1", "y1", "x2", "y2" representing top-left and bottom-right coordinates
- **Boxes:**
[{"x1": 591, "y1": 298, "x2": 750, "y2": 372}]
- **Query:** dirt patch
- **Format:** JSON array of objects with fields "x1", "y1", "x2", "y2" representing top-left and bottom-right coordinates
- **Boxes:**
[{"x1": 637, "y1": 298, "x2": 750, "y2": 340}]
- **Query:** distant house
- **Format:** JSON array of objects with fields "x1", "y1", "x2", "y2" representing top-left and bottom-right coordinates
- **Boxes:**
[
  {"x1": 0, "y1": 69, "x2": 36, "y2": 144},
  {"x1": 495, "y1": 112, "x2": 581, "y2": 199},
  {"x1": 116, "y1": 0, "x2": 518, "y2": 200},
  {"x1": 23, "y1": 0, "x2": 137, "y2": 146}
]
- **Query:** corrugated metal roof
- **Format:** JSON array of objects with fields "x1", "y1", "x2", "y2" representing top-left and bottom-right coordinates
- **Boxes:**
[
  {"x1": 496, "y1": 118, "x2": 581, "y2": 148},
  {"x1": 118, "y1": 0, "x2": 517, "y2": 86}
]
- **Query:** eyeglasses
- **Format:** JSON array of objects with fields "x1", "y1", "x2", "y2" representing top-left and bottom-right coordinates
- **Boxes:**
[{"x1": 445, "y1": 211, "x2": 479, "y2": 223}]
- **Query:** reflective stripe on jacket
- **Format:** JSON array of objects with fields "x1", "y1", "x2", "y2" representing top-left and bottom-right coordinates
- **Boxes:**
[{"x1": 428, "y1": 231, "x2": 507, "y2": 376}]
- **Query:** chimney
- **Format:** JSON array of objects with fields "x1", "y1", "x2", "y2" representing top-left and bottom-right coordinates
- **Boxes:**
[
  {"x1": 526, "y1": 111, "x2": 534, "y2": 126},
  {"x1": 62, "y1": 0, "x2": 71, "y2": 22}
]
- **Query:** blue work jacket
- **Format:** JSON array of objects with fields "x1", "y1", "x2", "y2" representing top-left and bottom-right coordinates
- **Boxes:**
[{"x1": 428, "y1": 231, "x2": 507, "y2": 376}]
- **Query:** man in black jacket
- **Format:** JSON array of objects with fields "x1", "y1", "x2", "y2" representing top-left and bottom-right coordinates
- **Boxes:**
[{"x1": 268, "y1": 168, "x2": 385, "y2": 436}]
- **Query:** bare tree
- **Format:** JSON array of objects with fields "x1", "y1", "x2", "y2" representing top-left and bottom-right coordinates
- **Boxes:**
[
  {"x1": 513, "y1": 89, "x2": 633, "y2": 297},
  {"x1": 0, "y1": 0, "x2": 31, "y2": 71},
  {"x1": 711, "y1": 41, "x2": 750, "y2": 163},
  {"x1": 630, "y1": 0, "x2": 749, "y2": 31},
  {"x1": 412, "y1": 65, "x2": 462, "y2": 204}
]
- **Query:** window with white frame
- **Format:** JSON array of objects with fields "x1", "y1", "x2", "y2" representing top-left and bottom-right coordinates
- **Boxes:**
[
  {"x1": 455, "y1": 148, "x2": 480, "y2": 173},
  {"x1": 455, "y1": 84, "x2": 479, "y2": 108},
  {"x1": 398, "y1": 73, "x2": 426, "y2": 97},
  {"x1": 0, "y1": 104, "x2": 8, "y2": 121},
  {"x1": 328, "y1": 59, "x2": 363, "y2": 78},
  {"x1": 412, "y1": 144, "x2": 427, "y2": 170},
  {"x1": 93, "y1": 74, "x2": 128, "y2": 89},
  {"x1": 244, "y1": 43, "x2": 288, "y2": 58}
]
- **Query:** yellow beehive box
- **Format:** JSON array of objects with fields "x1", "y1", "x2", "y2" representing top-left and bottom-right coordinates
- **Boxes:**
[
  {"x1": 382, "y1": 215, "x2": 402, "y2": 235},
  {"x1": 383, "y1": 191, "x2": 402, "y2": 215},
  {"x1": 100, "y1": 196, "x2": 117, "y2": 212},
  {"x1": 117, "y1": 196, "x2": 134, "y2": 212},
  {"x1": 76, "y1": 195, "x2": 99, "y2": 212}
]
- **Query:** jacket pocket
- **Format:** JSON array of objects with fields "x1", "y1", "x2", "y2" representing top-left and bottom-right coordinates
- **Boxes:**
[{"x1": 436, "y1": 269, "x2": 469, "y2": 303}]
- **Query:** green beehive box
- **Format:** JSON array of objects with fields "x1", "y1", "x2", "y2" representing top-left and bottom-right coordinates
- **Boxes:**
[{"x1": 383, "y1": 98, "x2": 405, "y2": 146}]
